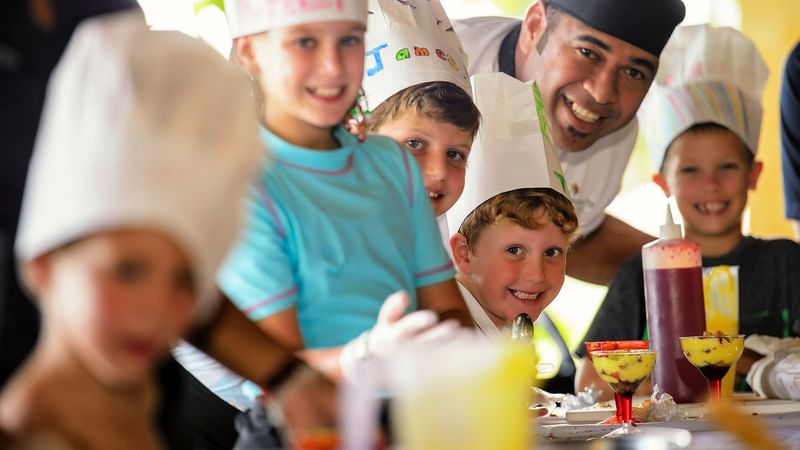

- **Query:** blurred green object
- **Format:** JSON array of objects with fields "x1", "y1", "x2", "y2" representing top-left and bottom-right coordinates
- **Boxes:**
[
  {"x1": 495, "y1": 0, "x2": 529, "y2": 17},
  {"x1": 194, "y1": 0, "x2": 225, "y2": 15}
]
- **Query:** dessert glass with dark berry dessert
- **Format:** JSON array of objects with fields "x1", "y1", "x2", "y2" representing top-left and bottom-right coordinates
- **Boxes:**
[
  {"x1": 585, "y1": 340, "x2": 650, "y2": 424},
  {"x1": 679, "y1": 333, "x2": 745, "y2": 402},
  {"x1": 589, "y1": 348, "x2": 656, "y2": 435}
]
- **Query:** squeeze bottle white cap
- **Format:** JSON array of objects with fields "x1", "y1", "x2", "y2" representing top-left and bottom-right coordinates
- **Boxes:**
[{"x1": 660, "y1": 204, "x2": 683, "y2": 240}]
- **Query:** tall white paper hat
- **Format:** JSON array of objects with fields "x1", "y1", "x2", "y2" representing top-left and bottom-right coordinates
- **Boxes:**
[
  {"x1": 225, "y1": 0, "x2": 368, "y2": 38},
  {"x1": 362, "y1": 0, "x2": 471, "y2": 109},
  {"x1": 447, "y1": 72, "x2": 571, "y2": 236},
  {"x1": 15, "y1": 11, "x2": 263, "y2": 324},
  {"x1": 639, "y1": 24, "x2": 769, "y2": 169}
]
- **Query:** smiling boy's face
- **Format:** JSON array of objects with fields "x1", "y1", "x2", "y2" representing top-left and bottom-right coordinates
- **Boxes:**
[
  {"x1": 654, "y1": 129, "x2": 762, "y2": 241},
  {"x1": 377, "y1": 113, "x2": 473, "y2": 216},
  {"x1": 452, "y1": 215, "x2": 568, "y2": 327}
]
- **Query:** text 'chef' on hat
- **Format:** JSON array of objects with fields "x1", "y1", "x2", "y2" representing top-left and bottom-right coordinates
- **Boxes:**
[
  {"x1": 15, "y1": 10, "x2": 263, "y2": 324},
  {"x1": 638, "y1": 24, "x2": 768, "y2": 170},
  {"x1": 362, "y1": 0, "x2": 471, "y2": 110},
  {"x1": 447, "y1": 72, "x2": 572, "y2": 237},
  {"x1": 225, "y1": 0, "x2": 368, "y2": 38},
  {"x1": 546, "y1": 0, "x2": 686, "y2": 57}
]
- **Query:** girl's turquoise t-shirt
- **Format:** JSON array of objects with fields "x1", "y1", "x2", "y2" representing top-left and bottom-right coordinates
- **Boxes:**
[{"x1": 218, "y1": 126, "x2": 454, "y2": 349}]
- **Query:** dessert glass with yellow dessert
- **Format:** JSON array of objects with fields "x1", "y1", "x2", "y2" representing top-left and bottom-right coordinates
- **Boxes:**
[
  {"x1": 589, "y1": 349, "x2": 656, "y2": 435},
  {"x1": 679, "y1": 334, "x2": 745, "y2": 402},
  {"x1": 585, "y1": 340, "x2": 650, "y2": 424}
]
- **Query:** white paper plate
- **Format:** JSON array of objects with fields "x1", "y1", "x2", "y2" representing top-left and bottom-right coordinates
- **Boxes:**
[{"x1": 537, "y1": 422, "x2": 691, "y2": 444}]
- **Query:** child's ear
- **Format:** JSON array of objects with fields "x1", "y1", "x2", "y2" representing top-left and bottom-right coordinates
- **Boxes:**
[
  {"x1": 652, "y1": 173, "x2": 672, "y2": 197},
  {"x1": 450, "y1": 233, "x2": 473, "y2": 273},
  {"x1": 21, "y1": 255, "x2": 52, "y2": 296},
  {"x1": 518, "y1": 1, "x2": 547, "y2": 57},
  {"x1": 748, "y1": 160, "x2": 764, "y2": 190},
  {"x1": 232, "y1": 36, "x2": 262, "y2": 77}
]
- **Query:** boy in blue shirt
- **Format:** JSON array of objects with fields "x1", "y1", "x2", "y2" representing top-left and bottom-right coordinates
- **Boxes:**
[{"x1": 219, "y1": 0, "x2": 470, "y2": 381}]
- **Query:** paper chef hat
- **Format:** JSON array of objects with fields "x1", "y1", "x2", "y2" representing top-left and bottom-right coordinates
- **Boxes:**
[
  {"x1": 447, "y1": 72, "x2": 571, "y2": 236},
  {"x1": 362, "y1": 0, "x2": 471, "y2": 109},
  {"x1": 225, "y1": 0, "x2": 368, "y2": 38},
  {"x1": 15, "y1": 11, "x2": 263, "y2": 324},
  {"x1": 639, "y1": 24, "x2": 768, "y2": 169}
]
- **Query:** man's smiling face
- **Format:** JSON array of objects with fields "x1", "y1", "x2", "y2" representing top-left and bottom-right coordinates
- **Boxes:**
[{"x1": 516, "y1": 3, "x2": 658, "y2": 152}]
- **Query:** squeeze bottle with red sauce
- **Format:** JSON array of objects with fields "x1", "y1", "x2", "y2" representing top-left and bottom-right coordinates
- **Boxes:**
[{"x1": 642, "y1": 205, "x2": 707, "y2": 403}]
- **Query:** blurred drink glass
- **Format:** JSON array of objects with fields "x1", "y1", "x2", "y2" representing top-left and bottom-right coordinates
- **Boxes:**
[{"x1": 386, "y1": 334, "x2": 535, "y2": 450}]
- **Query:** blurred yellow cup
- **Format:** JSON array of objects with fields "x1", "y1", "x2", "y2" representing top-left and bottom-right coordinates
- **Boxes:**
[{"x1": 386, "y1": 333, "x2": 535, "y2": 450}]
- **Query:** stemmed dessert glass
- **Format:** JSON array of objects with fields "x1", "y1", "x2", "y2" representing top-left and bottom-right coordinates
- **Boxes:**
[
  {"x1": 589, "y1": 348, "x2": 656, "y2": 436},
  {"x1": 679, "y1": 334, "x2": 745, "y2": 402},
  {"x1": 585, "y1": 340, "x2": 650, "y2": 424}
]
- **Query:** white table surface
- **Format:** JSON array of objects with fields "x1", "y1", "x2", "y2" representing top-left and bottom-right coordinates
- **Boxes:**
[{"x1": 536, "y1": 409, "x2": 800, "y2": 449}]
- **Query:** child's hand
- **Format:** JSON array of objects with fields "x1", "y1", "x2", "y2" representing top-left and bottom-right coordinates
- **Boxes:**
[
  {"x1": 263, "y1": 365, "x2": 339, "y2": 449},
  {"x1": 367, "y1": 291, "x2": 460, "y2": 354},
  {"x1": 339, "y1": 291, "x2": 460, "y2": 379}
]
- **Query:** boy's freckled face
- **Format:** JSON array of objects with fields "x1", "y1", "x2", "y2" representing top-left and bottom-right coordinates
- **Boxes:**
[
  {"x1": 458, "y1": 220, "x2": 568, "y2": 326},
  {"x1": 44, "y1": 231, "x2": 196, "y2": 386},
  {"x1": 249, "y1": 21, "x2": 365, "y2": 132},
  {"x1": 376, "y1": 114, "x2": 473, "y2": 216},
  {"x1": 657, "y1": 131, "x2": 760, "y2": 240}
]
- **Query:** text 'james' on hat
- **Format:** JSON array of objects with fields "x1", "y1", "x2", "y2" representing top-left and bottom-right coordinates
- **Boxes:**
[{"x1": 362, "y1": 0, "x2": 471, "y2": 109}]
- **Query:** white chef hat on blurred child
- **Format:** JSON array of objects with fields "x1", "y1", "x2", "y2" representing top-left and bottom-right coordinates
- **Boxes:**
[
  {"x1": 224, "y1": 0, "x2": 368, "y2": 38},
  {"x1": 446, "y1": 72, "x2": 571, "y2": 236},
  {"x1": 639, "y1": 24, "x2": 769, "y2": 170},
  {"x1": 361, "y1": 0, "x2": 471, "y2": 110},
  {"x1": 15, "y1": 10, "x2": 263, "y2": 324}
]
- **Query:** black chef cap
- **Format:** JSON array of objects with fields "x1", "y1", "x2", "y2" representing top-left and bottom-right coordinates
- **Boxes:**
[{"x1": 546, "y1": 0, "x2": 685, "y2": 56}]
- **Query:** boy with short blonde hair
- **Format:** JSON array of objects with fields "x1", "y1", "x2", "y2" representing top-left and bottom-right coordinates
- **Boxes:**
[
  {"x1": 447, "y1": 72, "x2": 578, "y2": 336},
  {"x1": 452, "y1": 190, "x2": 578, "y2": 336},
  {"x1": 459, "y1": 189, "x2": 579, "y2": 249}
]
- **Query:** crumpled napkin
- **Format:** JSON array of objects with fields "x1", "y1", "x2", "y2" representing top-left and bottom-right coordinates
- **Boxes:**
[
  {"x1": 560, "y1": 386, "x2": 602, "y2": 411},
  {"x1": 531, "y1": 386, "x2": 600, "y2": 417},
  {"x1": 745, "y1": 335, "x2": 800, "y2": 401},
  {"x1": 744, "y1": 335, "x2": 800, "y2": 355},
  {"x1": 633, "y1": 385, "x2": 685, "y2": 422}
]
